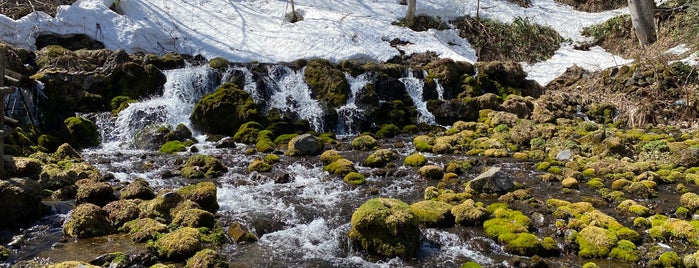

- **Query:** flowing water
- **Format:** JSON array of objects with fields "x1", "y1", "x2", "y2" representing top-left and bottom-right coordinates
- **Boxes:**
[
  {"x1": 262, "y1": 65, "x2": 325, "y2": 132},
  {"x1": 400, "y1": 70, "x2": 436, "y2": 125},
  {"x1": 336, "y1": 72, "x2": 371, "y2": 136}
]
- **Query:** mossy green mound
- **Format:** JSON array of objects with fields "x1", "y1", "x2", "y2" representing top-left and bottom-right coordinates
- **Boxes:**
[
  {"x1": 404, "y1": 152, "x2": 427, "y2": 167},
  {"x1": 409, "y1": 200, "x2": 454, "y2": 227},
  {"x1": 190, "y1": 82, "x2": 260, "y2": 135},
  {"x1": 352, "y1": 135, "x2": 379, "y2": 151},
  {"x1": 120, "y1": 218, "x2": 168, "y2": 243},
  {"x1": 349, "y1": 198, "x2": 421, "y2": 259},
  {"x1": 153, "y1": 227, "x2": 202, "y2": 261},
  {"x1": 179, "y1": 155, "x2": 227, "y2": 179},
  {"x1": 63, "y1": 203, "x2": 113, "y2": 238},
  {"x1": 364, "y1": 149, "x2": 398, "y2": 167},
  {"x1": 344, "y1": 172, "x2": 366, "y2": 185}
]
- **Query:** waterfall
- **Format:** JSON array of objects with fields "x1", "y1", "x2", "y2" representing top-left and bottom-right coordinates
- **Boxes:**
[
  {"x1": 5, "y1": 81, "x2": 46, "y2": 127},
  {"x1": 336, "y1": 72, "x2": 370, "y2": 136},
  {"x1": 223, "y1": 66, "x2": 263, "y2": 103},
  {"x1": 434, "y1": 79, "x2": 445, "y2": 101},
  {"x1": 400, "y1": 70, "x2": 436, "y2": 125},
  {"x1": 263, "y1": 65, "x2": 325, "y2": 132},
  {"x1": 105, "y1": 65, "x2": 220, "y2": 145}
]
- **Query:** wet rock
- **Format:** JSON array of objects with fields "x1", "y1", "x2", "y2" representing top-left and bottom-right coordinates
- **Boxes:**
[
  {"x1": 191, "y1": 82, "x2": 261, "y2": 135},
  {"x1": 273, "y1": 173, "x2": 292, "y2": 184},
  {"x1": 153, "y1": 227, "x2": 202, "y2": 261},
  {"x1": 344, "y1": 172, "x2": 366, "y2": 185},
  {"x1": 320, "y1": 150, "x2": 343, "y2": 165},
  {"x1": 363, "y1": 149, "x2": 398, "y2": 167},
  {"x1": 303, "y1": 59, "x2": 350, "y2": 108},
  {"x1": 6, "y1": 157, "x2": 43, "y2": 179},
  {"x1": 286, "y1": 134, "x2": 323, "y2": 156},
  {"x1": 138, "y1": 192, "x2": 184, "y2": 222},
  {"x1": 120, "y1": 178, "x2": 155, "y2": 200},
  {"x1": 0, "y1": 178, "x2": 43, "y2": 228},
  {"x1": 76, "y1": 181, "x2": 116, "y2": 207},
  {"x1": 227, "y1": 222, "x2": 258, "y2": 244},
  {"x1": 451, "y1": 199, "x2": 488, "y2": 226},
  {"x1": 404, "y1": 153, "x2": 427, "y2": 167},
  {"x1": 427, "y1": 99, "x2": 479, "y2": 126},
  {"x1": 185, "y1": 249, "x2": 228, "y2": 268},
  {"x1": 173, "y1": 208, "x2": 216, "y2": 228},
  {"x1": 120, "y1": 218, "x2": 168, "y2": 243},
  {"x1": 676, "y1": 148, "x2": 699, "y2": 168},
  {"x1": 179, "y1": 155, "x2": 228, "y2": 179},
  {"x1": 555, "y1": 149, "x2": 572, "y2": 161},
  {"x1": 63, "y1": 116, "x2": 100, "y2": 149},
  {"x1": 349, "y1": 198, "x2": 420, "y2": 259},
  {"x1": 177, "y1": 181, "x2": 219, "y2": 214},
  {"x1": 215, "y1": 137, "x2": 237, "y2": 149},
  {"x1": 424, "y1": 58, "x2": 475, "y2": 98},
  {"x1": 324, "y1": 158, "x2": 357, "y2": 176},
  {"x1": 576, "y1": 225, "x2": 618, "y2": 258},
  {"x1": 103, "y1": 199, "x2": 140, "y2": 228},
  {"x1": 47, "y1": 261, "x2": 100, "y2": 268},
  {"x1": 134, "y1": 125, "x2": 170, "y2": 150},
  {"x1": 502, "y1": 95, "x2": 534, "y2": 118},
  {"x1": 409, "y1": 200, "x2": 454, "y2": 227},
  {"x1": 418, "y1": 165, "x2": 444, "y2": 180},
  {"x1": 351, "y1": 135, "x2": 379, "y2": 151},
  {"x1": 467, "y1": 166, "x2": 514, "y2": 194},
  {"x1": 63, "y1": 203, "x2": 113, "y2": 238}
]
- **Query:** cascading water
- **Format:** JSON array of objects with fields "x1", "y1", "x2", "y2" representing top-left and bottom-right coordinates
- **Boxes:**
[
  {"x1": 335, "y1": 72, "x2": 370, "y2": 136},
  {"x1": 101, "y1": 65, "x2": 220, "y2": 146},
  {"x1": 434, "y1": 79, "x2": 445, "y2": 101},
  {"x1": 223, "y1": 66, "x2": 263, "y2": 103},
  {"x1": 400, "y1": 70, "x2": 436, "y2": 125},
  {"x1": 263, "y1": 65, "x2": 325, "y2": 132},
  {"x1": 5, "y1": 81, "x2": 46, "y2": 126}
]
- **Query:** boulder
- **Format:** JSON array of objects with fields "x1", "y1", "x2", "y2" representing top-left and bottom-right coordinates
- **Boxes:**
[
  {"x1": 63, "y1": 116, "x2": 100, "y2": 149},
  {"x1": 286, "y1": 134, "x2": 323, "y2": 156},
  {"x1": 6, "y1": 157, "x2": 43, "y2": 179},
  {"x1": 172, "y1": 208, "x2": 216, "y2": 228},
  {"x1": 179, "y1": 155, "x2": 227, "y2": 179},
  {"x1": 418, "y1": 165, "x2": 444, "y2": 180},
  {"x1": 349, "y1": 198, "x2": 421, "y2": 259},
  {"x1": 120, "y1": 178, "x2": 155, "y2": 200},
  {"x1": 190, "y1": 82, "x2": 260, "y2": 135},
  {"x1": 153, "y1": 227, "x2": 202, "y2": 261},
  {"x1": 451, "y1": 199, "x2": 488, "y2": 225},
  {"x1": 0, "y1": 178, "x2": 43, "y2": 228},
  {"x1": 364, "y1": 149, "x2": 398, "y2": 167},
  {"x1": 185, "y1": 249, "x2": 228, "y2": 268},
  {"x1": 351, "y1": 135, "x2": 379, "y2": 151},
  {"x1": 63, "y1": 203, "x2": 113, "y2": 238},
  {"x1": 227, "y1": 222, "x2": 258, "y2": 244},
  {"x1": 177, "y1": 181, "x2": 219, "y2": 214},
  {"x1": 134, "y1": 125, "x2": 170, "y2": 150},
  {"x1": 409, "y1": 200, "x2": 454, "y2": 227},
  {"x1": 76, "y1": 181, "x2": 116, "y2": 207},
  {"x1": 467, "y1": 166, "x2": 514, "y2": 194},
  {"x1": 103, "y1": 199, "x2": 140, "y2": 228},
  {"x1": 303, "y1": 59, "x2": 350, "y2": 108},
  {"x1": 427, "y1": 99, "x2": 479, "y2": 126},
  {"x1": 120, "y1": 218, "x2": 168, "y2": 243}
]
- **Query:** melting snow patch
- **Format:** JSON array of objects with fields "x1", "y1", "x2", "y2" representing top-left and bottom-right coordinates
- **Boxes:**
[{"x1": 665, "y1": 44, "x2": 691, "y2": 56}]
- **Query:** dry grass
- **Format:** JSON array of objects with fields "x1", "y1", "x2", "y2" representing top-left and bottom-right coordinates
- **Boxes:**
[
  {"x1": 0, "y1": 0, "x2": 77, "y2": 20},
  {"x1": 554, "y1": 0, "x2": 626, "y2": 12}
]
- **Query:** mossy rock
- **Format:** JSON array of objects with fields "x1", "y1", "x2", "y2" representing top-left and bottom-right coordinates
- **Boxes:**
[
  {"x1": 190, "y1": 82, "x2": 260, "y2": 135},
  {"x1": 47, "y1": 261, "x2": 100, "y2": 268},
  {"x1": 179, "y1": 155, "x2": 227, "y2": 179},
  {"x1": 344, "y1": 172, "x2": 366, "y2": 185},
  {"x1": 173, "y1": 208, "x2": 216, "y2": 228},
  {"x1": 303, "y1": 59, "x2": 350, "y2": 108},
  {"x1": 103, "y1": 199, "x2": 140, "y2": 228},
  {"x1": 63, "y1": 203, "x2": 114, "y2": 238},
  {"x1": 138, "y1": 192, "x2": 184, "y2": 222},
  {"x1": 483, "y1": 203, "x2": 531, "y2": 242},
  {"x1": 144, "y1": 52, "x2": 185, "y2": 70},
  {"x1": 451, "y1": 199, "x2": 488, "y2": 226},
  {"x1": 460, "y1": 262, "x2": 483, "y2": 268},
  {"x1": 609, "y1": 239, "x2": 639, "y2": 262},
  {"x1": 227, "y1": 222, "x2": 258, "y2": 244},
  {"x1": 208, "y1": 57, "x2": 230, "y2": 70},
  {"x1": 424, "y1": 58, "x2": 475, "y2": 98},
  {"x1": 120, "y1": 178, "x2": 155, "y2": 200},
  {"x1": 680, "y1": 192, "x2": 699, "y2": 211},
  {"x1": 160, "y1": 140, "x2": 188, "y2": 154},
  {"x1": 248, "y1": 159, "x2": 272, "y2": 173},
  {"x1": 364, "y1": 149, "x2": 398, "y2": 167},
  {"x1": 324, "y1": 158, "x2": 357, "y2": 176},
  {"x1": 185, "y1": 248, "x2": 228, "y2": 268},
  {"x1": 274, "y1": 133, "x2": 298, "y2": 145},
  {"x1": 177, "y1": 181, "x2": 219, "y2": 214},
  {"x1": 349, "y1": 198, "x2": 421, "y2": 259},
  {"x1": 352, "y1": 135, "x2": 379, "y2": 151},
  {"x1": 110, "y1": 95, "x2": 135, "y2": 115},
  {"x1": 119, "y1": 218, "x2": 168, "y2": 243},
  {"x1": 409, "y1": 200, "x2": 454, "y2": 227},
  {"x1": 404, "y1": 153, "x2": 427, "y2": 167},
  {"x1": 153, "y1": 227, "x2": 202, "y2": 261},
  {"x1": 0, "y1": 178, "x2": 43, "y2": 228},
  {"x1": 504, "y1": 233, "x2": 543, "y2": 256},
  {"x1": 233, "y1": 122, "x2": 263, "y2": 144},
  {"x1": 255, "y1": 130, "x2": 276, "y2": 153},
  {"x1": 75, "y1": 181, "x2": 116, "y2": 207},
  {"x1": 63, "y1": 116, "x2": 100, "y2": 149},
  {"x1": 576, "y1": 225, "x2": 618, "y2": 258},
  {"x1": 320, "y1": 150, "x2": 343, "y2": 165},
  {"x1": 37, "y1": 134, "x2": 62, "y2": 153},
  {"x1": 413, "y1": 135, "x2": 435, "y2": 152},
  {"x1": 375, "y1": 124, "x2": 400, "y2": 138},
  {"x1": 0, "y1": 245, "x2": 10, "y2": 261},
  {"x1": 418, "y1": 165, "x2": 444, "y2": 180},
  {"x1": 286, "y1": 134, "x2": 324, "y2": 156}
]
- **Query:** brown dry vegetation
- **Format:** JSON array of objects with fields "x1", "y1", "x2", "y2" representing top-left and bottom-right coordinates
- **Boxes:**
[
  {"x1": 0, "y1": 0, "x2": 77, "y2": 20},
  {"x1": 554, "y1": 0, "x2": 627, "y2": 12}
]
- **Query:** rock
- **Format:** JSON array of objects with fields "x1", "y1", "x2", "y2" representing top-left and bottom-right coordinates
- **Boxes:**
[
  {"x1": 39, "y1": 164, "x2": 79, "y2": 190},
  {"x1": 424, "y1": 58, "x2": 475, "y2": 98},
  {"x1": 409, "y1": 200, "x2": 454, "y2": 227},
  {"x1": 351, "y1": 135, "x2": 379, "y2": 151},
  {"x1": 562, "y1": 177, "x2": 579, "y2": 189},
  {"x1": 53, "y1": 143, "x2": 82, "y2": 160},
  {"x1": 185, "y1": 249, "x2": 228, "y2": 268},
  {"x1": 555, "y1": 149, "x2": 572, "y2": 161},
  {"x1": 138, "y1": 192, "x2": 184, "y2": 222},
  {"x1": 76, "y1": 181, "x2": 116, "y2": 207},
  {"x1": 179, "y1": 155, "x2": 228, "y2": 179},
  {"x1": 324, "y1": 158, "x2": 357, "y2": 176},
  {"x1": 467, "y1": 166, "x2": 514, "y2": 194},
  {"x1": 177, "y1": 181, "x2": 219, "y2": 214},
  {"x1": 47, "y1": 261, "x2": 100, "y2": 268},
  {"x1": 286, "y1": 134, "x2": 323, "y2": 156},
  {"x1": 154, "y1": 227, "x2": 202, "y2": 261},
  {"x1": 320, "y1": 150, "x2": 343, "y2": 165},
  {"x1": 364, "y1": 149, "x2": 398, "y2": 167},
  {"x1": 676, "y1": 148, "x2": 699, "y2": 168},
  {"x1": 418, "y1": 165, "x2": 444, "y2": 180},
  {"x1": 134, "y1": 125, "x2": 170, "y2": 150},
  {"x1": 6, "y1": 157, "x2": 43, "y2": 179},
  {"x1": 427, "y1": 99, "x2": 479, "y2": 126},
  {"x1": 273, "y1": 173, "x2": 292, "y2": 184},
  {"x1": 63, "y1": 116, "x2": 100, "y2": 149},
  {"x1": 190, "y1": 82, "x2": 260, "y2": 135},
  {"x1": 375, "y1": 124, "x2": 400, "y2": 138},
  {"x1": 303, "y1": 59, "x2": 350, "y2": 108},
  {"x1": 103, "y1": 200, "x2": 140, "y2": 228},
  {"x1": 0, "y1": 178, "x2": 43, "y2": 228},
  {"x1": 248, "y1": 159, "x2": 272, "y2": 173},
  {"x1": 120, "y1": 178, "x2": 155, "y2": 200},
  {"x1": 404, "y1": 153, "x2": 427, "y2": 167},
  {"x1": 63, "y1": 203, "x2": 113, "y2": 238},
  {"x1": 451, "y1": 199, "x2": 488, "y2": 226},
  {"x1": 120, "y1": 218, "x2": 168, "y2": 243},
  {"x1": 576, "y1": 226, "x2": 618, "y2": 258},
  {"x1": 227, "y1": 222, "x2": 258, "y2": 243},
  {"x1": 349, "y1": 198, "x2": 421, "y2": 259},
  {"x1": 215, "y1": 137, "x2": 237, "y2": 149},
  {"x1": 173, "y1": 208, "x2": 216, "y2": 228},
  {"x1": 344, "y1": 172, "x2": 366, "y2": 185}
]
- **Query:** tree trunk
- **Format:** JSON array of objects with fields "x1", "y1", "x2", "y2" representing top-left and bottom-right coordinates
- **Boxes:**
[
  {"x1": 290, "y1": 0, "x2": 298, "y2": 23},
  {"x1": 405, "y1": 0, "x2": 416, "y2": 26},
  {"x1": 628, "y1": 0, "x2": 657, "y2": 48}
]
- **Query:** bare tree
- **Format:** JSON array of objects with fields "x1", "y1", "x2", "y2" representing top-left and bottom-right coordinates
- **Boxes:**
[
  {"x1": 405, "y1": 0, "x2": 416, "y2": 26},
  {"x1": 290, "y1": 0, "x2": 299, "y2": 23},
  {"x1": 628, "y1": 0, "x2": 657, "y2": 48}
]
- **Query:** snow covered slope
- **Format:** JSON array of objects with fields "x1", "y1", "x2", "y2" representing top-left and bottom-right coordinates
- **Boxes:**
[{"x1": 0, "y1": 0, "x2": 636, "y2": 85}]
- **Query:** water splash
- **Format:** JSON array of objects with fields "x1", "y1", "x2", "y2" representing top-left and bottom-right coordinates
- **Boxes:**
[
  {"x1": 106, "y1": 65, "x2": 220, "y2": 145},
  {"x1": 336, "y1": 72, "x2": 370, "y2": 136},
  {"x1": 400, "y1": 70, "x2": 436, "y2": 125},
  {"x1": 223, "y1": 66, "x2": 263, "y2": 103},
  {"x1": 434, "y1": 79, "x2": 445, "y2": 101},
  {"x1": 263, "y1": 65, "x2": 325, "y2": 132}
]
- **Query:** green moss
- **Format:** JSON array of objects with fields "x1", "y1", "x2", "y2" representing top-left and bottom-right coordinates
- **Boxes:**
[
  {"x1": 180, "y1": 155, "x2": 227, "y2": 179},
  {"x1": 110, "y1": 96, "x2": 136, "y2": 115},
  {"x1": 404, "y1": 153, "x2": 427, "y2": 167},
  {"x1": 248, "y1": 159, "x2": 272, "y2": 172},
  {"x1": 609, "y1": 239, "x2": 639, "y2": 262},
  {"x1": 63, "y1": 116, "x2": 100, "y2": 149},
  {"x1": 375, "y1": 124, "x2": 400, "y2": 138},
  {"x1": 680, "y1": 192, "x2": 699, "y2": 210},
  {"x1": 414, "y1": 135, "x2": 435, "y2": 152},
  {"x1": 582, "y1": 263, "x2": 600, "y2": 268},
  {"x1": 160, "y1": 140, "x2": 187, "y2": 154},
  {"x1": 364, "y1": 149, "x2": 398, "y2": 167},
  {"x1": 535, "y1": 161, "x2": 551, "y2": 171},
  {"x1": 452, "y1": 199, "x2": 487, "y2": 225},
  {"x1": 320, "y1": 150, "x2": 343, "y2": 165},
  {"x1": 185, "y1": 248, "x2": 228, "y2": 268},
  {"x1": 153, "y1": 227, "x2": 202, "y2": 261},
  {"x1": 483, "y1": 203, "x2": 531, "y2": 244},
  {"x1": 351, "y1": 135, "x2": 379, "y2": 151},
  {"x1": 63, "y1": 203, "x2": 113, "y2": 238},
  {"x1": 460, "y1": 262, "x2": 483, "y2": 268},
  {"x1": 344, "y1": 172, "x2": 366, "y2": 185},
  {"x1": 651, "y1": 251, "x2": 681, "y2": 267},
  {"x1": 177, "y1": 181, "x2": 219, "y2": 213},
  {"x1": 586, "y1": 178, "x2": 605, "y2": 189},
  {"x1": 303, "y1": 59, "x2": 350, "y2": 108},
  {"x1": 576, "y1": 225, "x2": 618, "y2": 258},
  {"x1": 208, "y1": 57, "x2": 230, "y2": 69},
  {"x1": 324, "y1": 158, "x2": 357, "y2": 176},
  {"x1": 264, "y1": 154, "x2": 279, "y2": 164},
  {"x1": 274, "y1": 133, "x2": 298, "y2": 145},
  {"x1": 349, "y1": 198, "x2": 421, "y2": 259},
  {"x1": 120, "y1": 218, "x2": 168, "y2": 243},
  {"x1": 173, "y1": 208, "x2": 216, "y2": 228},
  {"x1": 233, "y1": 122, "x2": 263, "y2": 144},
  {"x1": 0, "y1": 245, "x2": 11, "y2": 261},
  {"x1": 504, "y1": 233, "x2": 542, "y2": 256},
  {"x1": 409, "y1": 200, "x2": 454, "y2": 228},
  {"x1": 191, "y1": 82, "x2": 260, "y2": 135}
]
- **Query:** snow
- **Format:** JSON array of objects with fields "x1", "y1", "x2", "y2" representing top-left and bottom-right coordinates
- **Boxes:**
[
  {"x1": 0, "y1": 0, "x2": 675, "y2": 85},
  {"x1": 666, "y1": 44, "x2": 691, "y2": 56}
]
